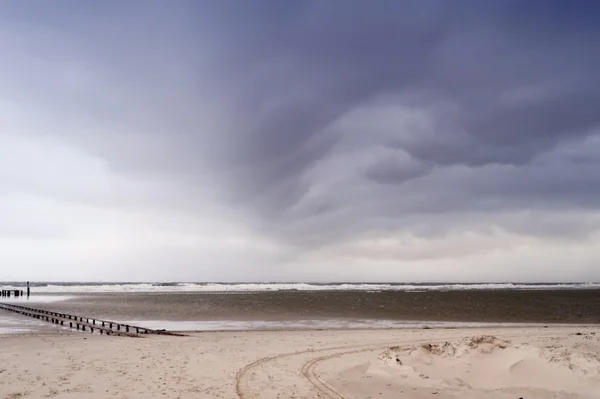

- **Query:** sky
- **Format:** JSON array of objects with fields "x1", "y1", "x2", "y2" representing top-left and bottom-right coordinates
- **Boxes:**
[{"x1": 1, "y1": 0, "x2": 600, "y2": 282}]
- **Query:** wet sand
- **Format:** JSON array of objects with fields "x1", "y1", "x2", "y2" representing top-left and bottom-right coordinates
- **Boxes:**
[{"x1": 23, "y1": 289, "x2": 600, "y2": 324}]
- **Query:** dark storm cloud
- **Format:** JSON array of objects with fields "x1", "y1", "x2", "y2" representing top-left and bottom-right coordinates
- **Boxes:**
[
  {"x1": 365, "y1": 157, "x2": 432, "y2": 185},
  {"x1": 4, "y1": 0, "x2": 600, "y2": 246},
  {"x1": 197, "y1": 2, "x2": 600, "y2": 174}
]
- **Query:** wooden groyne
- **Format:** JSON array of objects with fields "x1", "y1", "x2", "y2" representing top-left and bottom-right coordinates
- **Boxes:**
[
  {"x1": 1, "y1": 290, "x2": 25, "y2": 298},
  {"x1": 0, "y1": 302, "x2": 184, "y2": 337}
]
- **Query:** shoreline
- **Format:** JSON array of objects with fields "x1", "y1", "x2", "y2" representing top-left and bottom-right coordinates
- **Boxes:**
[
  {"x1": 122, "y1": 320, "x2": 600, "y2": 333},
  {"x1": 2, "y1": 314, "x2": 599, "y2": 337}
]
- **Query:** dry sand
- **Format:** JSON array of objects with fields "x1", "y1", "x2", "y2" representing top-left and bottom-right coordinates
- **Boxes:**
[{"x1": 1, "y1": 327, "x2": 599, "y2": 399}]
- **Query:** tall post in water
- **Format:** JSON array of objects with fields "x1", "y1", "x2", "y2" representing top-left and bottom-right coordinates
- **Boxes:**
[{"x1": 27, "y1": 281, "x2": 30, "y2": 298}]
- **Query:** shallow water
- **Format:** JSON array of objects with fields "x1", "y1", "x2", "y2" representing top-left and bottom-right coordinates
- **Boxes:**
[
  {"x1": 0, "y1": 314, "x2": 57, "y2": 335},
  {"x1": 0, "y1": 296, "x2": 75, "y2": 335},
  {"x1": 117, "y1": 319, "x2": 598, "y2": 332},
  {"x1": 0, "y1": 295, "x2": 74, "y2": 304}
]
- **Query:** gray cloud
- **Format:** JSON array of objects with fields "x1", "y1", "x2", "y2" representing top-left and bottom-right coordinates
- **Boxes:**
[{"x1": 2, "y1": 0, "x2": 600, "y2": 280}]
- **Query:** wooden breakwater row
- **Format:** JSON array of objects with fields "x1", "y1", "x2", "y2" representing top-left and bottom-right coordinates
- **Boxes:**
[
  {"x1": 0, "y1": 302, "x2": 184, "y2": 337},
  {"x1": 1, "y1": 290, "x2": 26, "y2": 297}
]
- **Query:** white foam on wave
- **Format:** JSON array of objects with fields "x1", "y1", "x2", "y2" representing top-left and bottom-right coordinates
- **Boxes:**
[{"x1": 1, "y1": 282, "x2": 599, "y2": 293}]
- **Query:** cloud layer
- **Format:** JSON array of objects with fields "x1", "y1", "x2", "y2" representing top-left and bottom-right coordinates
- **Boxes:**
[{"x1": 1, "y1": 1, "x2": 600, "y2": 281}]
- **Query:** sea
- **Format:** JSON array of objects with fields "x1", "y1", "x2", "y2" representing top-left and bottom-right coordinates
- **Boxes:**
[
  {"x1": 2, "y1": 282, "x2": 599, "y2": 334},
  {"x1": 1, "y1": 281, "x2": 599, "y2": 293}
]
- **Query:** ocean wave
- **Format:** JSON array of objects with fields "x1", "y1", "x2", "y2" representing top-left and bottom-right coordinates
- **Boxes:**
[{"x1": 0, "y1": 282, "x2": 599, "y2": 293}]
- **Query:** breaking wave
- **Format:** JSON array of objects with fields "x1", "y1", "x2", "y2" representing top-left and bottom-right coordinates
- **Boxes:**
[{"x1": 0, "y1": 282, "x2": 598, "y2": 293}]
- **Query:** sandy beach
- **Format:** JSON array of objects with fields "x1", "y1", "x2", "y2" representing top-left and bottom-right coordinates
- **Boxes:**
[{"x1": 1, "y1": 326, "x2": 599, "y2": 399}]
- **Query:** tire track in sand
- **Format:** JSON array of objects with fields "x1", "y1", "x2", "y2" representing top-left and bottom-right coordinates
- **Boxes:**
[
  {"x1": 236, "y1": 330, "x2": 556, "y2": 399},
  {"x1": 300, "y1": 345, "x2": 399, "y2": 399},
  {"x1": 235, "y1": 342, "x2": 384, "y2": 399},
  {"x1": 236, "y1": 339, "x2": 431, "y2": 398},
  {"x1": 300, "y1": 330, "x2": 560, "y2": 399},
  {"x1": 300, "y1": 339, "x2": 445, "y2": 399}
]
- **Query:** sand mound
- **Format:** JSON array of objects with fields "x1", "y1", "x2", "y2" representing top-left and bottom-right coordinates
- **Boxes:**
[
  {"x1": 421, "y1": 335, "x2": 510, "y2": 357},
  {"x1": 373, "y1": 335, "x2": 600, "y2": 397},
  {"x1": 380, "y1": 335, "x2": 511, "y2": 362},
  {"x1": 545, "y1": 348, "x2": 600, "y2": 379}
]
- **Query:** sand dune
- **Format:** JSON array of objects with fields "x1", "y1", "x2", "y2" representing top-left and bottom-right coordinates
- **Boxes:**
[
  {"x1": 0, "y1": 327, "x2": 598, "y2": 398},
  {"x1": 325, "y1": 332, "x2": 600, "y2": 398}
]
